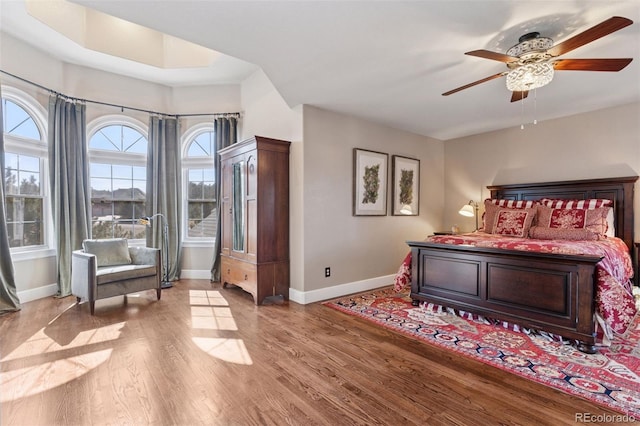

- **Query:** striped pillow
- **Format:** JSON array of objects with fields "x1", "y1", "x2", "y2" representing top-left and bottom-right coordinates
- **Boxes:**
[
  {"x1": 488, "y1": 199, "x2": 537, "y2": 209},
  {"x1": 541, "y1": 198, "x2": 613, "y2": 209}
]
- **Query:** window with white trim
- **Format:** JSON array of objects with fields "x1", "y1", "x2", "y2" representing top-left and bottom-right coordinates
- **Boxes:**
[
  {"x1": 183, "y1": 126, "x2": 216, "y2": 240},
  {"x1": 2, "y1": 92, "x2": 48, "y2": 250},
  {"x1": 88, "y1": 118, "x2": 147, "y2": 240}
]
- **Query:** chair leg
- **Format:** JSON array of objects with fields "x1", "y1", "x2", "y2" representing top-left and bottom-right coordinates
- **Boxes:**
[
  {"x1": 90, "y1": 301, "x2": 95, "y2": 315},
  {"x1": 157, "y1": 288, "x2": 161, "y2": 300}
]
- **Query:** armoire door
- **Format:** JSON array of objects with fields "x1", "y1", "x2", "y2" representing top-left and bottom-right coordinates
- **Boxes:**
[
  {"x1": 220, "y1": 157, "x2": 232, "y2": 257},
  {"x1": 245, "y1": 151, "x2": 258, "y2": 262}
]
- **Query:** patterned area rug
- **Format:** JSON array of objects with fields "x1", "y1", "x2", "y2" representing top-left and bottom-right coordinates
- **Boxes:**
[{"x1": 323, "y1": 286, "x2": 640, "y2": 418}]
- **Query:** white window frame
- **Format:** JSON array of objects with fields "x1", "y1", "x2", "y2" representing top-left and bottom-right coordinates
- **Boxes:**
[
  {"x1": 87, "y1": 115, "x2": 148, "y2": 244},
  {"x1": 2, "y1": 85, "x2": 54, "y2": 261},
  {"x1": 182, "y1": 123, "x2": 216, "y2": 247}
]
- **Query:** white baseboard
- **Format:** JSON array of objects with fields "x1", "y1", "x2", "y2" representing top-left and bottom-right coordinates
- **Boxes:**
[
  {"x1": 16, "y1": 270, "x2": 213, "y2": 304},
  {"x1": 180, "y1": 269, "x2": 212, "y2": 280},
  {"x1": 289, "y1": 274, "x2": 394, "y2": 305},
  {"x1": 17, "y1": 283, "x2": 58, "y2": 303},
  {"x1": 16, "y1": 274, "x2": 394, "y2": 306}
]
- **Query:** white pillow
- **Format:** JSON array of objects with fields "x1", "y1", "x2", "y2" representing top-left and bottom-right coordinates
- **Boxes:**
[{"x1": 83, "y1": 238, "x2": 132, "y2": 267}]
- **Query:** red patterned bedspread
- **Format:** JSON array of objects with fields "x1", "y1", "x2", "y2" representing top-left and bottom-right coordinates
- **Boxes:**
[{"x1": 393, "y1": 232, "x2": 637, "y2": 340}]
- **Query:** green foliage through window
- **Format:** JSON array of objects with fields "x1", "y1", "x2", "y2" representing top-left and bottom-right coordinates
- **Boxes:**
[
  {"x1": 89, "y1": 123, "x2": 148, "y2": 239},
  {"x1": 4, "y1": 152, "x2": 44, "y2": 247}
]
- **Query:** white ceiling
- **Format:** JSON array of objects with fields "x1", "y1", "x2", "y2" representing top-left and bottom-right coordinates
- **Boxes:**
[{"x1": 2, "y1": 1, "x2": 639, "y2": 140}]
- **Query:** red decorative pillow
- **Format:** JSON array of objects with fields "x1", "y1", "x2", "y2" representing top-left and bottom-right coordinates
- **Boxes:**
[
  {"x1": 540, "y1": 198, "x2": 614, "y2": 236},
  {"x1": 393, "y1": 252, "x2": 412, "y2": 292},
  {"x1": 483, "y1": 199, "x2": 538, "y2": 232},
  {"x1": 536, "y1": 205, "x2": 608, "y2": 236},
  {"x1": 491, "y1": 207, "x2": 536, "y2": 237},
  {"x1": 529, "y1": 226, "x2": 599, "y2": 241},
  {"x1": 483, "y1": 202, "x2": 536, "y2": 237}
]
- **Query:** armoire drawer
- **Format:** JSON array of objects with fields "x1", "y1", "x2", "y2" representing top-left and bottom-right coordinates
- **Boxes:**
[{"x1": 222, "y1": 256, "x2": 257, "y2": 291}]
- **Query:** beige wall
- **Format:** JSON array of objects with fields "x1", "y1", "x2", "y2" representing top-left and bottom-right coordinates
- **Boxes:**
[
  {"x1": 239, "y1": 72, "x2": 446, "y2": 295},
  {"x1": 240, "y1": 69, "x2": 305, "y2": 291},
  {"x1": 302, "y1": 106, "x2": 444, "y2": 292},
  {"x1": 238, "y1": 69, "x2": 446, "y2": 295},
  {"x1": 444, "y1": 102, "x2": 640, "y2": 233}
]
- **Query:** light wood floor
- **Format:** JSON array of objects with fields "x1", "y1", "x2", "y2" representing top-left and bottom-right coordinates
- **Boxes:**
[{"x1": 1, "y1": 279, "x2": 620, "y2": 425}]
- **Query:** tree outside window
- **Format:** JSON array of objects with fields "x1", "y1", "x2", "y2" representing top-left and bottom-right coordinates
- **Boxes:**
[
  {"x1": 2, "y1": 97, "x2": 45, "y2": 248},
  {"x1": 89, "y1": 122, "x2": 147, "y2": 240}
]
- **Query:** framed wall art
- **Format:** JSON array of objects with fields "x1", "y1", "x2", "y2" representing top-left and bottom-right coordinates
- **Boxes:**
[
  {"x1": 353, "y1": 148, "x2": 388, "y2": 216},
  {"x1": 391, "y1": 155, "x2": 420, "y2": 216}
]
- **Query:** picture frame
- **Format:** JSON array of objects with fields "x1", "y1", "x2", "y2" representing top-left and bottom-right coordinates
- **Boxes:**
[
  {"x1": 353, "y1": 148, "x2": 388, "y2": 216},
  {"x1": 391, "y1": 155, "x2": 420, "y2": 216}
]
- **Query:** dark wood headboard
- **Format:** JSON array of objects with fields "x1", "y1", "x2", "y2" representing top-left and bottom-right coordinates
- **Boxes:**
[{"x1": 487, "y1": 176, "x2": 638, "y2": 251}]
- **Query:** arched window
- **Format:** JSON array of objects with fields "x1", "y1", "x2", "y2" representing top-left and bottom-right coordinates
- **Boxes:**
[
  {"x1": 88, "y1": 117, "x2": 147, "y2": 240},
  {"x1": 183, "y1": 125, "x2": 216, "y2": 241},
  {"x1": 2, "y1": 88, "x2": 48, "y2": 250}
]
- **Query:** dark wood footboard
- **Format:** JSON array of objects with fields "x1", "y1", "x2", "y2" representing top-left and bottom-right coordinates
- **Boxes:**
[
  {"x1": 406, "y1": 176, "x2": 637, "y2": 354},
  {"x1": 408, "y1": 241, "x2": 603, "y2": 353}
]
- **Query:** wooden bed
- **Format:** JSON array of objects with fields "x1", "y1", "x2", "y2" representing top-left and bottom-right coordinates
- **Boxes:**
[{"x1": 407, "y1": 176, "x2": 638, "y2": 353}]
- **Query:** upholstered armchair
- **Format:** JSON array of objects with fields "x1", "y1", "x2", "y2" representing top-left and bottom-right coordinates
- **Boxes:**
[{"x1": 71, "y1": 238, "x2": 161, "y2": 315}]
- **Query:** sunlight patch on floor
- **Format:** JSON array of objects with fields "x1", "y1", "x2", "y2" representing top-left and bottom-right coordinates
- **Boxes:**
[
  {"x1": 189, "y1": 289, "x2": 252, "y2": 365},
  {"x1": 192, "y1": 337, "x2": 252, "y2": 365},
  {"x1": 191, "y1": 306, "x2": 238, "y2": 330},
  {"x1": 0, "y1": 349, "x2": 113, "y2": 402},
  {"x1": 189, "y1": 289, "x2": 229, "y2": 306},
  {"x1": 1, "y1": 322, "x2": 125, "y2": 362}
]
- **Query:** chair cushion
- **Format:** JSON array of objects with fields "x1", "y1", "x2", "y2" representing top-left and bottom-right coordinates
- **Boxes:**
[
  {"x1": 96, "y1": 264, "x2": 157, "y2": 285},
  {"x1": 83, "y1": 238, "x2": 132, "y2": 267}
]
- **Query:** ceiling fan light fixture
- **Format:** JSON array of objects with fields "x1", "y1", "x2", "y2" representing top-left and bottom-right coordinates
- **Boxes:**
[
  {"x1": 505, "y1": 62, "x2": 554, "y2": 92},
  {"x1": 506, "y1": 33, "x2": 553, "y2": 57}
]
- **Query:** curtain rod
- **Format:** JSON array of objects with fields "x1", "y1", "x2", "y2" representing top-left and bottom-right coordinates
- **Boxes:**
[{"x1": 0, "y1": 69, "x2": 241, "y2": 119}]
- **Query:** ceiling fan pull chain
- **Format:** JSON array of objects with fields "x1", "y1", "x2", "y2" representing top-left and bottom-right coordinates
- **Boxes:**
[
  {"x1": 520, "y1": 93, "x2": 525, "y2": 130},
  {"x1": 533, "y1": 88, "x2": 538, "y2": 125}
]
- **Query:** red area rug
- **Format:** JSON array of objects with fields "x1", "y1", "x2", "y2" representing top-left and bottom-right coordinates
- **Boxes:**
[{"x1": 323, "y1": 286, "x2": 640, "y2": 418}]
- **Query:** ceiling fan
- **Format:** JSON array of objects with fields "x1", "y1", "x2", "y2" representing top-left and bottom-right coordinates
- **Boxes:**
[{"x1": 442, "y1": 16, "x2": 634, "y2": 102}]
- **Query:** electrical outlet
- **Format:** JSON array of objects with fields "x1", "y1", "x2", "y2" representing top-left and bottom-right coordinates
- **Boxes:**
[{"x1": 325, "y1": 267, "x2": 331, "y2": 277}]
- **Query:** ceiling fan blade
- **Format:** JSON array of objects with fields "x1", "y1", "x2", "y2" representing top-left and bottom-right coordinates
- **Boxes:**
[
  {"x1": 511, "y1": 91, "x2": 529, "y2": 102},
  {"x1": 466, "y1": 50, "x2": 519, "y2": 63},
  {"x1": 547, "y1": 16, "x2": 633, "y2": 57},
  {"x1": 553, "y1": 58, "x2": 633, "y2": 71},
  {"x1": 442, "y1": 72, "x2": 507, "y2": 96}
]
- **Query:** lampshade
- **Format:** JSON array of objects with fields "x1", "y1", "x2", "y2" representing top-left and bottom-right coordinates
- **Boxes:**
[
  {"x1": 505, "y1": 62, "x2": 554, "y2": 92},
  {"x1": 458, "y1": 204, "x2": 475, "y2": 217}
]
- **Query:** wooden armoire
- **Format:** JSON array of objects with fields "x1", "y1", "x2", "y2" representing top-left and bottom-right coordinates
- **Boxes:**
[{"x1": 219, "y1": 136, "x2": 290, "y2": 304}]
